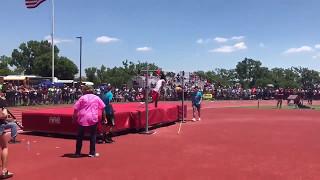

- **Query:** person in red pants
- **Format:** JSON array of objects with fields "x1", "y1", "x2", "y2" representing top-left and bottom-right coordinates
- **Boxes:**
[{"x1": 150, "y1": 73, "x2": 166, "y2": 108}]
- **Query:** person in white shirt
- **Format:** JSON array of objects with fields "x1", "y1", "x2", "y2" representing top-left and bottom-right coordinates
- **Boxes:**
[{"x1": 150, "y1": 73, "x2": 166, "y2": 108}]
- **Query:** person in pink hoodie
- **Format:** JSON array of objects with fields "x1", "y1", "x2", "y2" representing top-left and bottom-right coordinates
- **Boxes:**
[{"x1": 73, "y1": 86, "x2": 105, "y2": 158}]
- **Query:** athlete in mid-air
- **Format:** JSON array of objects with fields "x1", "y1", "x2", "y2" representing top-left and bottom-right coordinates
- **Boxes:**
[{"x1": 151, "y1": 72, "x2": 166, "y2": 108}]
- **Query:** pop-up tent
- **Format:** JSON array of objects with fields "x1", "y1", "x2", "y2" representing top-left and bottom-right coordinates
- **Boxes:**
[{"x1": 39, "y1": 80, "x2": 64, "y2": 88}]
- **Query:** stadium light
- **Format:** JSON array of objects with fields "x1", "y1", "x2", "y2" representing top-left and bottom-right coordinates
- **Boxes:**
[{"x1": 76, "y1": 36, "x2": 82, "y2": 85}]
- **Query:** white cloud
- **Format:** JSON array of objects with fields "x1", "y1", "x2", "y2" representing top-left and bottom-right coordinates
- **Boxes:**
[
  {"x1": 214, "y1": 37, "x2": 228, "y2": 43},
  {"x1": 283, "y1": 46, "x2": 313, "y2": 54},
  {"x1": 209, "y1": 46, "x2": 234, "y2": 53},
  {"x1": 197, "y1": 36, "x2": 245, "y2": 45},
  {"x1": 196, "y1": 38, "x2": 204, "y2": 44},
  {"x1": 234, "y1": 42, "x2": 247, "y2": 50},
  {"x1": 231, "y1": 36, "x2": 245, "y2": 40},
  {"x1": 196, "y1": 38, "x2": 212, "y2": 44},
  {"x1": 44, "y1": 35, "x2": 72, "y2": 44},
  {"x1": 209, "y1": 42, "x2": 247, "y2": 53},
  {"x1": 96, "y1": 36, "x2": 119, "y2": 44},
  {"x1": 136, "y1": 47, "x2": 152, "y2": 52},
  {"x1": 259, "y1": 43, "x2": 265, "y2": 48},
  {"x1": 315, "y1": 44, "x2": 320, "y2": 49},
  {"x1": 214, "y1": 36, "x2": 244, "y2": 43},
  {"x1": 312, "y1": 53, "x2": 320, "y2": 59}
]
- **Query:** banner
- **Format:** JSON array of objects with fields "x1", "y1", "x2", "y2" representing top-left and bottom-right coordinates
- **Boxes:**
[{"x1": 203, "y1": 93, "x2": 213, "y2": 100}]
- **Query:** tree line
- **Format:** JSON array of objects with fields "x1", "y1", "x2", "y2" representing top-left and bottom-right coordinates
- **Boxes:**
[
  {"x1": 194, "y1": 58, "x2": 320, "y2": 89},
  {"x1": 1, "y1": 40, "x2": 319, "y2": 89},
  {"x1": 0, "y1": 40, "x2": 78, "y2": 80}
]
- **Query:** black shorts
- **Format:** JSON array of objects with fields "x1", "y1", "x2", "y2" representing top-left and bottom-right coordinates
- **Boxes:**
[
  {"x1": 106, "y1": 114, "x2": 115, "y2": 126},
  {"x1": 192, "y1": 104, "x2": 201, "y2": 110}
]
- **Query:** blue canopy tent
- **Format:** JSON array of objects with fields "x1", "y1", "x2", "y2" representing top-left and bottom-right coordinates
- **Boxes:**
[{"x1": 39, "y1": 80, "x2": 64, "y2": 88}]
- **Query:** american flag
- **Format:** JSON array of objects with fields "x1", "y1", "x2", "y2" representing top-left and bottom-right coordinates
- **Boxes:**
[{"x1": 25, "y1": 0, "x2": 46, "y2": 9}]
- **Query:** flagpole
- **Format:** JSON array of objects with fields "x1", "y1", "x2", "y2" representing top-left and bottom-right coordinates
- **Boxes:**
[{"x1": 51, "y1": 0, "x2": 55, "y2": 82}]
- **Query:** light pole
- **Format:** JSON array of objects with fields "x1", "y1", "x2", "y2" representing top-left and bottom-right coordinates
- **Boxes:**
[{"x1": 76, "y1": 36, "x2": 82, "y2": 86}]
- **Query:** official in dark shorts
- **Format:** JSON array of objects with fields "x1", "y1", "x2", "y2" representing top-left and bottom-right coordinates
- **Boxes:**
[
  {"x1": 192, "y1": 86, "x2": 202, "y2": 121},
  {"x1": 101, "y1": 85, "x2": 115, "y2": 143},
  {"x1": 275, "y1": 88, "x2": 284, "y2": 109},
  {"x1": 105, "y1": 113, "x2": 115, "y2": 127}
]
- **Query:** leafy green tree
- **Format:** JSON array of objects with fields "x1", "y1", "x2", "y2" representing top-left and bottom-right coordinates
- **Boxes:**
[
  {"x1": 268, "y1": 68, "x2": 296, "y2": 88},
  {"x1": 293, "y1": 67, "x2": 320, "y2": 89},
  {"x1": 85, "y1": 61, "x2": 161, "y2": 87},
  {"x1": 85, "y1": 67, "x2": 98, "y2": 84},
  {"x1": 194, "y1": 71, "x2": 206, "y2": 81},
  {"x1": 10, "y1": 40, "x2": 78, "y2": 79},
  {"x1": 0, "y1": 55, "x2": 12, "y2": 76},
  {"x1": 215, "y1": 68, "x2": 238, "y2": 86},
  {"x1": 283, "y1": 68, "x2": 300, "y2": 88},
  {"x1": 204, "y1": 70, "x2": 217, "y2": 83},
  {"x1": 270, "y1": 68, "x2": 285, "y2": 88},
  {"x1": 81, "y1": 57, "x2": 320, "y2": 89},
  {"x1": 255, "y1": 67, "x2": 272, "y2": 87},
  {"x1": 11, "y1": 41, "x2": 57, "y2": 74},
  {"x1": 135, "y1": 61, "x2": 160, "y2": 76},
  {"x1": 32, "y1": 53, "x2": 52, "y2": 77},
  {"x1": 236, "y1": 58, "x2": 264, "y2": 88},
  {"x1": 96, "y1": 65, "x2": 107, "y2": 84},
  {"x1": 193, "y1": 69, "x2": 237, "y2": 87},
  {"x1": 122, "y1": 60, "x2": 137, "y2": 76},
  {"x1": 55, "y1": 57, "x2": 79, "y2": 79}
]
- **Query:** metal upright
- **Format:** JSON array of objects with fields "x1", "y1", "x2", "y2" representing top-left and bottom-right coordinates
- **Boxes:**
[
  {"x1": 140, "y1": 63, "x2": 156, "y2": 135},
  {"x1": 145, "y1": 65, "x2": 150, "y2": 133},
  {"x1": 177, "y1": 70, "x2": 186, "y2": 134},
  {"x1": 181, "y1": 71, "x2": 185, "y2": 122}
]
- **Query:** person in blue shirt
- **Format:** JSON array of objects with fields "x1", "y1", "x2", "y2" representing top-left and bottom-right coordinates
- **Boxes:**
[
  {"x1": 101, "y1": 85, "x2": 115, "y2": 143},
  {"x1": 192, "y1": 86, "x2": 202, "y2": 121}
]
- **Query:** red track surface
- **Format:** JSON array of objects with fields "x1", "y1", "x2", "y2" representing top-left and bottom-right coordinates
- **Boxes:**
[{"x1": 6, "y1": 100, "x2": 320, "y2": 179}]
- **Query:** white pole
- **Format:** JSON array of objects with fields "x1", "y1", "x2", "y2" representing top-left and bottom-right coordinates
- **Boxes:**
[
  {"x1": 177, "y1": 71, "x2": 184, "y2": 134},
  {"x1": 145, "y1": 64, "x2": 149, "y2": 133},
  {"x1": 182, "y1": 71, "x2": 185, "y2": 122},
  {"x1": 51, "y1": 0, "x2": 55, "y2": 82}
]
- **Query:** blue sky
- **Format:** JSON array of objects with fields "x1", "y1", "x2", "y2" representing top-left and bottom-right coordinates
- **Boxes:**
[{"x1": 1, "y1": 0, "x2": 320, "y2": 74}]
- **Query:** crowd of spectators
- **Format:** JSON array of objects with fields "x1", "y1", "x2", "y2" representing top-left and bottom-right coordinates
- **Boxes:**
[
  {"x1": 0, "y1": 83, "x2": 82, "y2": 106},
  {"x1": 0, "y1": 74, "x2": 320, "y2": 107},
  {"x1": 203, "y1": 85, "x2": 319, "y2": 101}
]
